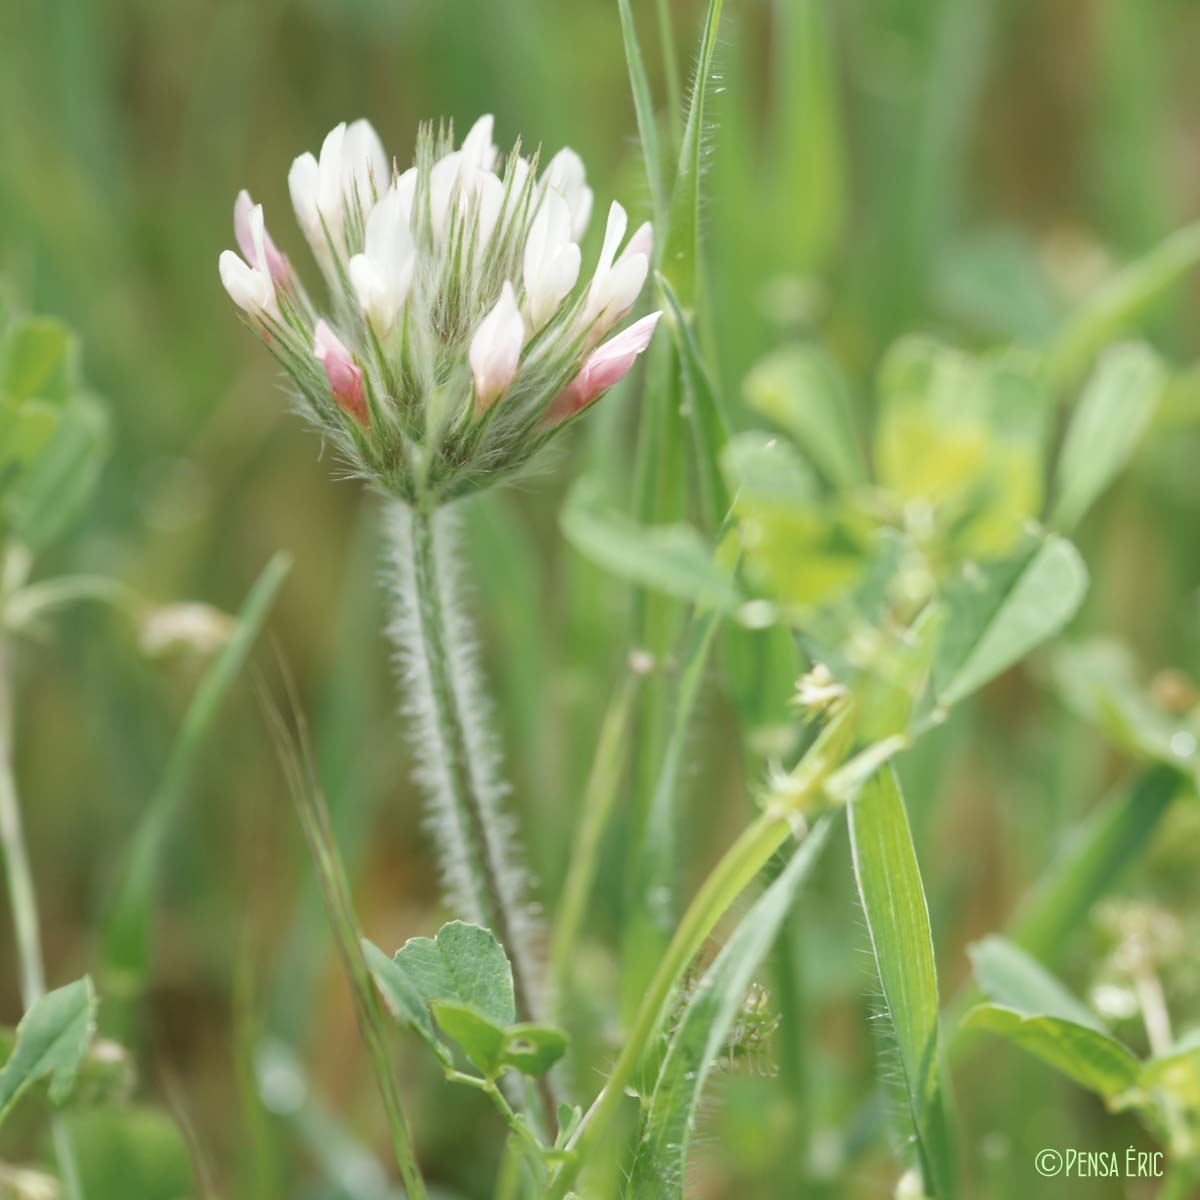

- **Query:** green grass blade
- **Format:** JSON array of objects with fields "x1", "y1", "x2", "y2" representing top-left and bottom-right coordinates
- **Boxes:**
[
  {"x1": 945, "y1": 766, "x2": 1182, "y2": 1050},
  {"x1": 628, "y1": 816, "x2": 835, "y2": 1197},
  {"x1": 621, "y1": 606, "x2": 723, "y2": 1013},
  {"x1": 616, "y1": 0, "x2": 667, "y2": 234},
  {"x1": 654, "y1": 0, "x2": 684, "y2": 151},
  {"x1": 660, "y1": 0, "x2": 726, "y2": 310},
  {"x1": 771, "y1": 0, "x2": 846, "y2": 272},
  {"x1": 550, "y1": 670, "x2": 641, "y2": 1001},
  {"x1": 849, "y1": 767, "x2": 958, "y2": 1198},
  {"x1": 1006, "y1": 765, "x2": 1182, "y2": 961},
  {"x1": 102, "y1": 552, "x2": 292, "y2": 986},
  {"x1": 658, "y1": 272, "x2": 731, "y2": 528},
  {"x1": 1045, "y1": 220, "x2": 1200, "y2": 390}
]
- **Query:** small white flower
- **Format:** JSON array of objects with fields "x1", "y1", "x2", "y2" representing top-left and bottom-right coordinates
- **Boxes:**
[
  {"x1": 523, "y1": 190, "x2": 581, "y2": 332},
  {"x1": 582, "y1": 202, "x2": 652, "y2": 336},
  {"x1": 289, "y1": 118, "x2": 389, "y2": 257},
  {"x1": 429, "y1": 158, "x2": 505, "y2": 247},
  {"x1": 218, "y1": 202, "x2": 277, "y2": 317},
  {"x1": 140, "y1": 603, "x2": 234, "y2": 657},
  {"x1": 349, "y1": 182, "x2": 417, "y2": 335},
  {"x1": 792, "y1": 663, "x2": 848, "y2": 714},
  {"x1": 542, "y1": 147, "x2": 593, "y2": 241},
  {"x1": 469, "y1": 282, "x2": 524, "y2": 409},
  {"x1": 427, "y1": 115, "x2": 501, "y2": 243}
]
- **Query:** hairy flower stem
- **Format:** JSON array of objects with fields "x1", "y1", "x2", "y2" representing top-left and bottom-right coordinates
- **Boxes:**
[
  {"x1": 0, "y1": 638, "x2": 86, "y2": 1200},
  {"x1": 388, "y1": 502, "x2": 551, "y2": 1122}
]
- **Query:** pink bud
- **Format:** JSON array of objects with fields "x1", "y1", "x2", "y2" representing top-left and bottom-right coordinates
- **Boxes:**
[
  {"x1": 313, "y1": 320, "x2": 368, "y2": 427},
  {"x1": 545, "y1": 311, "x2": 661, "y2": 427},
  {"x1": 234, "y1": 190, "x2": 291, "y2": 288}
]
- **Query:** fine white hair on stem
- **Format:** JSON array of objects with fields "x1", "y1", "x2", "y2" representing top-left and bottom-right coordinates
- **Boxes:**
[{"x1": 384, "y1": 499, "x2": 544, "y2": 1020}]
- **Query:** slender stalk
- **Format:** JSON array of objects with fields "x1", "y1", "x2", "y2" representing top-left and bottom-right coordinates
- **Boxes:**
[
  {"x1": 549, "y1": 671, "x2": 639, "y2": 1001},
  {"x1": 258, "y1": 676, "x2": 429, "y2": 1200},
  {"x1": 0, "y1": 637, "x2": 85, "y2": 1199}
]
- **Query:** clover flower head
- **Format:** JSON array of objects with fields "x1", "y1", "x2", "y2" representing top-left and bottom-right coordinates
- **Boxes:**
[{"x1": 220, "y1": 115, "x2": 660, "y2": 503}]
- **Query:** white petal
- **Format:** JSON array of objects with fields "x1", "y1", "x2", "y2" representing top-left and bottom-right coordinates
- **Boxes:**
[
  {"x1": 469, "y1": 281, "x2": 524, "y2": 405},
  {"x1": 317, "y1": 122, "x2": 348, "y2": 223},
  {"x1": 393, "y1": 167, "x2": 418, "y2": 226},
  {"x1": 288, "y1": 152, "x2": 320, "y2": 236},
  {"x1": 544, "y1": 147, "x2": 592, "y2": 239},
  {"x1": 345, "y1": 118, "x2": 389, "y2": 205},
  {"x1": 429, "y1": 152, "x2": 463, "y2": 240},
  {"x1": 219, "y1": 250, "x2": 272, "y2": 314},
  {"x1": 596, "y1": 202, "x2": 628, "y2": 275},
  {"x1": 473, "y1": 171, "x2": 506, "y2": 246},
  {"x1": 460, "y1": 114, "x2": 497, "y2": 172}
]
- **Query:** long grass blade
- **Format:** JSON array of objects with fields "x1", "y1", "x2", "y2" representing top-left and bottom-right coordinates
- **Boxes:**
[
  {"x1": 257, "y1": 665, "x2": 428, "y2": 1200},
  {"x1": 658, "y1": 272, "x2": 731, "y2": 529},
  {"x1": 616, "y1": 0, "x2": 668, "y2": 234},
  {"x1": 661, "y1": 0, "x2": 726, "y2": 311},
  {"x1": 621, "y1": 606, "x2": 722, "y2": 1012},
  {"x1": 102, "y1": 552, "x2": 292, "y2": 987},
  {"x1": 549, "y1": 669, "x2": 641, "y2": 1001}
]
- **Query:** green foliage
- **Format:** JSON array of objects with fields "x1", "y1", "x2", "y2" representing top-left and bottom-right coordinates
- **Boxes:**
[
  {"x1": 367, "y1": 921, "x2": 566, "y2": 1081},
  {"x1": 930, "y1": 533, "x2": 1088, "y2": 709},
  {"x1": 0, "y1": 309, "x2": 108, "y2": 555},
  {"x1": 849, "y1": 769, "x2": 957, "y2": 1198},
  {"x1": 963, "y1": 1005, "x2": 1141, "y2": 1102},
  {"x1": 742, "y1": 344, "x2": 865, "y2": 490},
  {"x1": 1046, "y1": 221, "x2": 1200, "y2": 388},
  {"x1": 1005, "y1": 767, "x2": 1182, "y2": 962},
  {"x1": 660, "y1": 0, "x2": 726, "y2": 309},
  {"x1": 969, "y1": 937, "x2": 1105, "y2": 1032},
  {"x1": 0, "y1": 978, "x2": 96, "y2": 1127},
  {"x1": 5, "y1": 1, "x2": 1200, "y2": 1195},
  {"x1": 560, "y1": 476, "x2": 741, "y2": 612},
  {"x1": 875, "y1": 339, "x2": 1052, "y2": 556},
  {"x1": 1048, "y1": 640, "x2": 1199, "y2": 781},
  {"x1": 968, "y1": 939, "x2": 1200, "y2": 1156},
  {"x1": 629, "y1": 816, "x2": 834, "y2": 1197},
  {"x1": 67, "y1": 1107, "x2": 196, "y2": 1200},
  {"x1": 1051, "y1": 344, "x2": 1165, "y2": 532}
]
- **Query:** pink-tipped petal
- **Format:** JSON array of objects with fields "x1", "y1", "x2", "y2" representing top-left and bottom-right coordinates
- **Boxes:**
[
  {"x1": 313, "y1": 320, "x2": 367, "y2": 427},
  {"x1": 545, "y1": 311, "x2": 661, "y2": 426},
  {"x1": 234, "y1": 190, "x2": 292, "y2": 288}
]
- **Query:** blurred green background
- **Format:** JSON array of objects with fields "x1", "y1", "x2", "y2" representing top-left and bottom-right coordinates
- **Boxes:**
[{"x1": 3, "y1": 0, "x2": 1200, "y2": 1196}]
